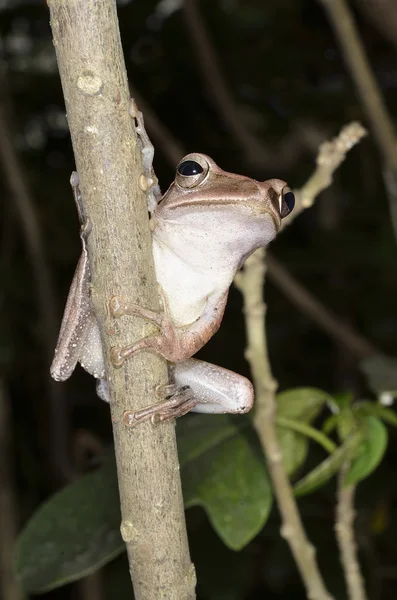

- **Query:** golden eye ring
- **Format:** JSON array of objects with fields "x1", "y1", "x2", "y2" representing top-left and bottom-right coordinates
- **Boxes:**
[{"x1": 175, "y1": 154, "x2": 209, "y2": 189}]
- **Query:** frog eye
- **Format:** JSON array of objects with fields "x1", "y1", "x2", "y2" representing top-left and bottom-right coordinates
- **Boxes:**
[
  {"x1": 177, "y1": 160, "x2": 203, "y2": 176},
  {"x1": 279, "y1": 186, "x2": 295, "y2": 219},
  {"x1": 176, "y1": 154, "x2": 209, "y2": 189}
]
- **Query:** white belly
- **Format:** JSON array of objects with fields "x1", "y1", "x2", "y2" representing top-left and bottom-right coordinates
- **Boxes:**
[{"x1": 152, "y1": 238, "x2": 230, "y2": 327}]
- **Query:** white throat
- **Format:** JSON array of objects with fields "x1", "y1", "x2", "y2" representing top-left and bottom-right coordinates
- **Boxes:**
[{"x1": 151, "y1": 208, "x2": 276, "y2": 326}]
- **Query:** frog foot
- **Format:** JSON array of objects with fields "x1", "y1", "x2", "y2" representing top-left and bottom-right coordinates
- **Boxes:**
[
  {"x1": 109, "y1": 295, "x2": 186, "y2": 365},
  {"x1": 123, "y1": 386, "x2": 196, "y2": 427}
]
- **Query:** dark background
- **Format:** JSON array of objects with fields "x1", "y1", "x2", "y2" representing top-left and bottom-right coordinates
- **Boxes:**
[{"x1": 1, "y1": 0, "x2": 397, "y2": 598}]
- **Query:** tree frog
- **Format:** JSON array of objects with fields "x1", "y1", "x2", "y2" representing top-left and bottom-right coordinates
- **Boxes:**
[{"x1": 50, "y1": 104, "x2": 294, "y2": 426}]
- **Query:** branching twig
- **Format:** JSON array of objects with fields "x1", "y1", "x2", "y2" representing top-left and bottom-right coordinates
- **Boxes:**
[
  {"x1": 335, "y1": 465, "x2": 368, "y2": 600},
  {"x1": 235, "y1": 121, "x2": 367, "y2": 600},
  {"x1": 283, "y1": 121, "x2": 367, "y2": 227},
  {"x1": 47, "y1": 1, "x2": 195, "y2": 598}
]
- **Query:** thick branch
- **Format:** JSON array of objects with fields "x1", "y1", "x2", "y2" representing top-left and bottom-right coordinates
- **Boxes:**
[
  {"x1": 47, "y1": 2, "x2": 195, "y2": 598},
  {"x1": 336, "y1": 465, "x2": 368, "y2": 600}
]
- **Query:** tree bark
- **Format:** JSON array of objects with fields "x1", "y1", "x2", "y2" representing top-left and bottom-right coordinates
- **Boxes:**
[{"x1": 47, "y1": 2, "x2": 196, "y2": 598}]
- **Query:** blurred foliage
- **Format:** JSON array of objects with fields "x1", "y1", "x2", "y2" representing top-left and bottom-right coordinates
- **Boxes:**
[
  {"x1": 2, "y1": 0, "x2": 397, "y2": 599},
  {"x1": 14, "y1": 388, "x2": 396, "y2": 595}
]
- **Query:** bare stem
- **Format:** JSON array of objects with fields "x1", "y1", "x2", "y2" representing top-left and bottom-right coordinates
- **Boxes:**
[
  {"x1": 318, "y1": 0, "x2": 397, "y2": 175},
  {"x1": 282, "y1": 121, "x2": 367, "y2": 228},
  {"x1": 235, "y1": 250, "x2": 334, "y2": 600},
  {"x1": 235, "y1": 121, "x2": 367, "y2": 600},
  {"x1": 183, "y1": 0, "x2": 269, "y2": 165},
  {"x1": 335, "y1": 465, "x2": 368, "y2": 600},
  {"x1": 47, "y1": 1, "x2": 195, "y2": 598},
  {"x1": 183, "y1": 0, "x2": 310, "y2": 171},
  {"x1": 0, "y1": 67, "x2": 71, "y2": 482},
  {"x1": 354, "y1": 0, "x2": 397, "y2": 50}
]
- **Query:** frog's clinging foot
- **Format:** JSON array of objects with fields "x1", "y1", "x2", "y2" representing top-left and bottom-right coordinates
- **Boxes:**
[
  {"x1": 123, "y1": 386, "x2": 196, "y2": 427},
  {"x1": 156, "y1": 382, "x2": 179, "y2": 399},
  {"x1": 109, "y1": 330, "x2": 174, "y2": 366},
  {"x1": 109, "y1": 294, "x2": 182, "y2": 365},
  {"x1": 110, "y1": 343, "x2": 146, "y2": 367},
  {"x1": 109, "y1": 295, "x2": 164, "y2": 327}
]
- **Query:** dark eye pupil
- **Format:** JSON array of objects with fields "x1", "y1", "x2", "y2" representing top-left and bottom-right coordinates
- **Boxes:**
[
  {"x1": 177, "y1": 160, "x2": 203, "y2": 176},
  {"x1": 283, "y1": 191, "x2": 295, "y2": 213}
]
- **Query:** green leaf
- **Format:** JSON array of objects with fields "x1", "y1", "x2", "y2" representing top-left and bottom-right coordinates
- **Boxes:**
[
  {"x1": 276, "y1": 425, "x2": 309, "y2": 476},
  {"x1": 337, "y1": 406, "x2": 357, "y2": 441},
  {"x1": 325, "y1": 394, "x2": 356, "y2": 441},
  {"x1": 356, "y1": 401, "x2": 397, "y2": 427},
  {"x1": 177, "y1": 413, "x2": 246, "y2": 466},
  {"x1": 275, "y1": 388, "x2": 333, "y2": 476},
  {"x1": 322, "y1": 413, "x2": 338, "y2": 435},
  {"x1": 333, "y1": 392, "x2": 353, "y2": 410},
  {"x1": 293, "y1": 432, "x2": 362, "y2": 496},
  {"x1": 16, "y1": 415, "x2": 272, "y2": 593},
  {"x1": 276, "y1": 387, "x2": 333, "y2": 421},
  {"x1": 179, "y1": 415, "x2": 272, "y2": 550},
  {"x1": 276, "y1": 417, "x2": 336, "y2": 453},
  {"x1": 360, "y1": 354, "x2": 397, "y2": 395},
  {"x1": 344, "y1": 416, "x2": 388, "y2": 486},
  {"x1": 15, "y1": 459, "x2": 122, "y2": 594}
]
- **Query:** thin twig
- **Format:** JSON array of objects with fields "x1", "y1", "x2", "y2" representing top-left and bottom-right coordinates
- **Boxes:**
[
  {"x1": 182, "y1": 0, "x2": 314, "y2": 171},
  {"x1": 183, "y1": 0, "x2": 269, "y2": 165},
  {"x1": 0, "y1": 380, "x2": 25, "y2": 600},
  {"x1": 235, "y1": 121, "x2": 367, "y2": 600},
  {"x1": 335, "y1": 464, "x2": 369, "y2": 600},
  {"x1": 318, "y1": 0, "x2": 397, "y2": 175},
  {"x1": 282, "y1": 121, "x2": 367, "y2": 228},
  {"x1": 48, "y1": 2, "x2": 195, "y2": 598},
  {"x1": 354, "y1": 0, "x2": 397, "y2": 50},
  {"x1": 318, "y1": 0, "x2": 397, "y2": 242},
  {"x1": 235, "y1": 249, "x2": 335, "y2": 600},
  {"x1": 266, "y1": 255, "x2": 377, "y2": 360},
  {"x1": 0, "y1": 67, "x2": 72, "y2": 482}
]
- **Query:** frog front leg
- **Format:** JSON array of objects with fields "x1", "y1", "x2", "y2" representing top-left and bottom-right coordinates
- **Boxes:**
[
  {"x1": 129, "y1": 98, "x2": 162, "y2": 214},
  {"x1": 108, "y1": 288, "x2": 229, "y2": 366}
]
